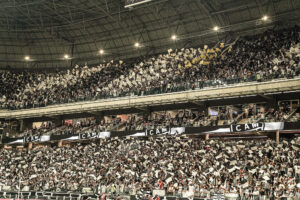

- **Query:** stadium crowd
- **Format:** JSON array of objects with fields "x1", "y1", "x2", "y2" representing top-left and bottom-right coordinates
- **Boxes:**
[
  {"x1": 0, "y1": 137, "x2": 299, "y2": 199},
  {"x1": 0, "y1": 27, "x2": 300, "y2": 110},
  {"x1": 124, "y1": 111, "x2": 211, "y2": 131},
  {"x1": 4, "y1": 102, "x2": 298, "y2": 138}
]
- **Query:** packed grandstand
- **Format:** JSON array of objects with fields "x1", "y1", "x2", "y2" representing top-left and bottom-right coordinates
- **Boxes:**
[
  {"x1": 0, "y1": 137, "x2": 300, "y2": 199},
  {"x1": 1, "y1": 0, "x2": 300, "y2": 200},
  {"x1": 1, "y1": 27, "x2": 300, "y2": 110}
]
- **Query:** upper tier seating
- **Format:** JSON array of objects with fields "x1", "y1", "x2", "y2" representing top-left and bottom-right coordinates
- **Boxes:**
[{"x1": 0, "y1": 27, "x2": 300, "y2": 110}]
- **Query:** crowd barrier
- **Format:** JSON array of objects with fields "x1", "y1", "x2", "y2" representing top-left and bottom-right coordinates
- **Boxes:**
[
  {"x1": 0, "y1": 190, "x2": 229, "y2": 200},
  {"x1": 2, "y1": 190, "x2": 299, "y2": 200},
  {"x1": 1, "y1": 75, "x2": 294, "y2": 110}
]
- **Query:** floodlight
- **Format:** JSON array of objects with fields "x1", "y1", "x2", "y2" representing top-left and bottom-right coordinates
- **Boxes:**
[
  {"x1": 262, "y1": 15, "x2": 268, "y2": 21},
  {"x1": 213, "y1": 26, "x2": 219, "y2": 31},
  {"x1": 134, "y1": 42, "x2": 140, "y2": 47}
]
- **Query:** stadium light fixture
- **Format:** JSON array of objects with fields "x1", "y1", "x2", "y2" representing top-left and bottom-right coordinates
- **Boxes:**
[
  {"x1": 262, "y1": 15, "x2": 268, "y2": 21},
  {"x1": 171, "y1": 35, "x2": 177, "y2": 40},
  {"x1": 99, "y1": 49, "x2": 104, "y2": 55},
  {"x1": 213, "y1": 26, "x2": 219, "y2": 31},
  {"x1": 64, "y1": 54, "x2": 70, "y2": 59},
  {"x1": 24, "y1": 56, "x2": 30, "y2": 61},
  {"x1": 134, "y1": 42, "x2": 140, "y2": 47}
]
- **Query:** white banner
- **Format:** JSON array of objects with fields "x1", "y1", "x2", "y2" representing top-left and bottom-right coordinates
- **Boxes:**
[
  {"x1": 62, "y1": 132, "x2": 111, "y2": 141},
  {"x1": 23, "y1": 135, "x2": 50, "y2": 143},
  {"x1": 129, "y1": 127, "x2": 185, "y2": 137},
  {"x1": 207, "y1": 122, "x2": 284, "y2": 134},
  {"x1": 79, "y1": 132, "x2": 110, "y2": 139}
]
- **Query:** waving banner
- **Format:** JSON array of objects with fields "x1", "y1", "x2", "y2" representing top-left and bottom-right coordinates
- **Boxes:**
[
  {"x1": 230, "y1": 123, "x2": 265, "y2": 132},
  {"x1": 0, "y1": 122, "x2": 289, "y2": 144},
  {"x1": 129, "y1": 127, "x2": 185, "y2": 137},
  {"x1": 206, "y1": 122, "x2": 284, "y2": 134}
]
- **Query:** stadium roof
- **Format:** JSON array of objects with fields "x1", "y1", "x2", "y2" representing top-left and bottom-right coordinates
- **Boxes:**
[{"x1": 0, "y1": 0, "x2": 299, "y2": 69}]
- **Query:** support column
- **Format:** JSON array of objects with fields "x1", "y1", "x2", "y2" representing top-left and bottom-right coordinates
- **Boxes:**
[
  {"x1": 144, "y1": 109, "x2": 151, "y2": 121},
  {"x1": 276, "y1": 130, "x2": 280, "y2": 144},
  {"x1": 268, "y1": 98, "x2": 278, "y2": 110},
  {"x1": 229, "y1": 106, "x2": 233, "y2": 121},
  {"x1": 19, "y1": 120, "x2": 24, "y2": 132},
  {"x1": 53, "y1": 116, "x2": 63, "y2": 127},
  {"x1": 205, "y1": 133, "x2": 210, "y2": 140},
  {"x1": 94, "y1": 112, "x2": 104, "y2": 124},
  {"x1": 100, "y1": 139, "x2": 104, "y2": 145},
  {"x1": 0, "y1": 128, "x2": 2, "y2": 144},
  {"x1": 58, "y1": 140, "x2": 63, "y2": 147},
  {"x1": 20, "y1": 119, "x2": 34, "y2": 132},
  {"x1": 244, "y1": 107, "x2": 249, "y2": 118},
  {"x1": 28, "y1": 142, "x2": 33, "y2": 150},
  {"x1": 205, "y1": 106, "x2": 209, "y2": 117}
]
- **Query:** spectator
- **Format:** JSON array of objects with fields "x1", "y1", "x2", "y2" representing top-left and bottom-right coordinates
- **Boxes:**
[
  {"x1": 0, "y1": 136, "x2": 299, "y2": 199},
  {"x1": 0, "y1": 27, "x2": 299, "y2": 110}
]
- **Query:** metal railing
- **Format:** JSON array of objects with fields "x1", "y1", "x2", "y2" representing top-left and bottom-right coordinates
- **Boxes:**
[
  {"x1": 1, "y1": 77, "x2": 300, "y2": 119},
  {"x1": 1, "y1": 189, "x2": 299, "y2": 200}
]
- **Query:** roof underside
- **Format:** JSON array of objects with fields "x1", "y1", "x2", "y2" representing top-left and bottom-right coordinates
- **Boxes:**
[{"x1": 0, "y1": 0, "x2": 300, "y2": 69}]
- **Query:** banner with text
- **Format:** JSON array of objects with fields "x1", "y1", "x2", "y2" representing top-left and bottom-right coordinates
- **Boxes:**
[
  {"x1": 129, "y1": 127, "x2": 185, "y2": 137},
  {"x1": 206, "y1": 122, "x2": 284, "y2": 134},
  {"x1": 0, "y1": 122, "x2": 290, "y2": 144}
]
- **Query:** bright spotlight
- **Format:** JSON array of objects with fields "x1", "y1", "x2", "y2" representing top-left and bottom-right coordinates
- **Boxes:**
[
  {"x1": 24, "y1": 56, "x2": 30, "y2": 61},
  {"x1": 171, "y1": 35, "x2": 177, "y2": 40},
  {"x1": 99, "y1": 49, "x2": 104, "y2": 55},
  {"x1": 262, "y1": 15, "x2": 268, "y2": 21},
  {"x1": 213, "y1": 26, "x2": 219, "y2": 31},
  {"x1": 64, "y1": 54, "x2": 69, "y2": 59},
  {"x1": 134, "y1": 42, "x2": 140, "y2": 47}
]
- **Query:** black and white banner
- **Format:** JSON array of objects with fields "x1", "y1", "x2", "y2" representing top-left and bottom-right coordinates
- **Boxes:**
[
  {"x1": 24, "y1": 135, "x2": 50, "y2": 143},
  {"x1": 6, "y1": 135, "x2": 51, "y2": 144},
  {"x1": 0, "y1": 122, "x2": 289, "y2": 144},
  {"x1": 4, "y1": 132, "x2": 110, "y2": 144},
  {"x1": 129, "y1": 127, "x2": 185, "y2": 137},
  {"x1": 207, "y1": 122, "x2": 284, "y2": 134},
  {"x1": 230, "y1": 122, "x2": 265, "y2": 132},
  {"x1": 61, "y1": 132, "x2": 111, "y2": 141}
]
